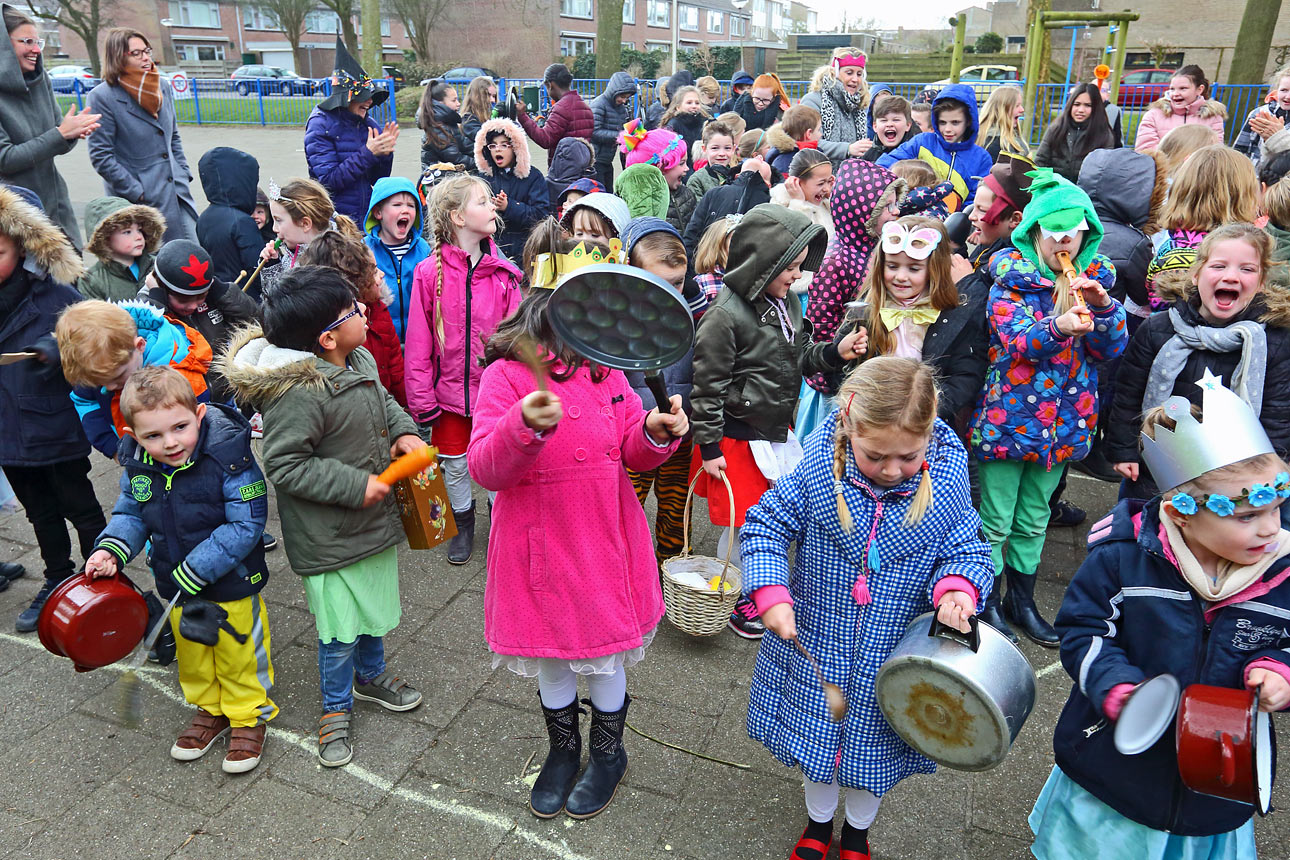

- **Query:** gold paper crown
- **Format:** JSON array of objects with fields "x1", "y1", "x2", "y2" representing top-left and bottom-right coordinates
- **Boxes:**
[{"x1": 530, "y1": 240, "x2": 626, "y2": 290}]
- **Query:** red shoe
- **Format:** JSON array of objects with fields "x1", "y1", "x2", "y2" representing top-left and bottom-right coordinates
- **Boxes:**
[
  {"x1": 838, "y1": 822, "x2": 870, "y2": 860},
  {"x1": 839, "y1": 848, "x2": 870, "y2": 860},
  {"x1": 791, "y1": 826, "x2": 833, "y2": 860}
]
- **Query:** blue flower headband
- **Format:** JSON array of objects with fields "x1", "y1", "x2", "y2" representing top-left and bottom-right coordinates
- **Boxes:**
[{"x1": 1169, "y1": 472, "x2": 1290, "y2": 517}]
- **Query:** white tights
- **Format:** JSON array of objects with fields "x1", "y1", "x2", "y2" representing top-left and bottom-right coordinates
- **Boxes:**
[
  {"x1": 440, "y1": 454, "x2": 495, "y2": 514},
  {"x1": 536, "y1": 660, "x2": 627, "y2": 712},
  {"x1": 803, "y1": 776, "x2": 881, "y2": 830},
  {"x1": 717, "y1": 525, "x2": 742, "y2": 568}
]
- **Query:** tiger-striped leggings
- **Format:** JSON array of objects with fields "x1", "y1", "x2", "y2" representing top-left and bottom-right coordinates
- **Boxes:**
[{"x1": 628, "y1": 437, "x2": 694, "y2": 564}]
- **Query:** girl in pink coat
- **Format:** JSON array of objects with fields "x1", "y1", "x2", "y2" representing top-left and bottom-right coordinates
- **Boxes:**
[
  {"x1": 467, "y1": 289, "x2": 689, "y2": 822},
  {"x1": 1133, "y1": 65, "x2": 1228, "y2": 152},
  {"x1": 405, "y1": 174, "x2": 522, "y2": 565}
]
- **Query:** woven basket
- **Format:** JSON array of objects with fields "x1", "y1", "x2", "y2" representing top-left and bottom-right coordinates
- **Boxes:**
[{"x1": 661, "y1": 471, "x2": 742, "y2": 637}]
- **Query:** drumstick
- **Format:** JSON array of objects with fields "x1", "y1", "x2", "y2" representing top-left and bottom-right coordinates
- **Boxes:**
[
  {"x1": 1055, "y1": 250, "x2": 1086, "y2": 308},
  {"x1": 515, "y1": 336, "x2": 548, "y2": 393},
  {"x1": 242, "y1": 240, "x2": 281, "y2": 292},
  {"x1": 377, "y1": 445, "x2": 438, "y2": 486}
]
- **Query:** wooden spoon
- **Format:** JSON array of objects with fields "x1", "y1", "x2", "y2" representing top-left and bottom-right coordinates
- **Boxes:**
[{"x1": 794, "y1": 638, "x2": 848, "y2": 722}]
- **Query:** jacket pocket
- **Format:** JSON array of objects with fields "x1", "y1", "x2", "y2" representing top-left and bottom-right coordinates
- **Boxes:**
[
  {"x1": 17, "y1": 395, "x2": 82, "y2": 450},
  {"x1": 528, "y1": 526, "x2": 547, "y2": 592}
]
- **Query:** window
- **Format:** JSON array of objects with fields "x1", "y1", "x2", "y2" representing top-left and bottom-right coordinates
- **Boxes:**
[
  {"x1": 561, "y1": 0, "x2": 592, "y2": 18},
  {"x1": 622, "y1": 0, "x2": 634, "y2": 24},
  {"x1": 647, "y1": 0, "x2": 667, "y2": 27},
  {"x1": 244, "y1": 7, "x2": 280, "y2": 30},
  {"x1": 355, "y1": 17, "x2": 392, "y2": 36},
  {"x1": 561, "y1": 35, "x2": 594, "y2": 55},
  {"x1": 707, "y1": 9, "x2": 721, "y2": 32},
  {"x1": 679, "y1": 4, "x2": 698, "y2": 30},
  {"x1": 171, "y1": 0, "x2": 220, "y2": 28},
  {"x1": 621, "y1": 41, "x2": 634, "y2": 49},
  {"x1": 730, "y1": 16, "x2": 746, "y2": 36},
  {"x1": 645, "y1": 40, "x2": 670, "y2": 53},
  {"x1": 305, "y1": 10, "x2": 341, "y2": 33},
  {"x1": 174, "y1": 41, "x2": 225, "y2": 61}
]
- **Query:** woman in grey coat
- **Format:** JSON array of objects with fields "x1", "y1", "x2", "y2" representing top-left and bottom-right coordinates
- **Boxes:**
[
  {"x1": 87, "y1": 27, "x2": 197, "y2": 243},
  {"x1": 0, "y1": 5, "x2": 100, "y2": 248}
]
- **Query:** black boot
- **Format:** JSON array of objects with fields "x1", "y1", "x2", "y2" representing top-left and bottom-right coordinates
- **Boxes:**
[
  {"x1": 530, "y1": 697, "x2": 583, "y2": 819},
  {"x1": 15, "y1": 577, "x2": 59, "y2": 633},
  {"x1": 565, "y1": 694, "x2": 630, "y2": 819},
  {"x1": 446, "y1": 501, "x2": 476, "y2": 565},
  {"x1": 978, "y1": 577, "x2": 1017, "y2": 644},
  {"x1": 1002, "y1": 567, "x2": 1059, "y2": 647}
]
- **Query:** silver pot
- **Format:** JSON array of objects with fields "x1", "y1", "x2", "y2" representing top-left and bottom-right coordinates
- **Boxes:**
[{"x1": 875, "y1": 612, "x2": 1037, "y2": 771}]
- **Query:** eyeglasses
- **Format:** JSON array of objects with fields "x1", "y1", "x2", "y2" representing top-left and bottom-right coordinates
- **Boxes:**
[
  {"x1": 319, "y1": 300, "x2": 365, "y2": 337},
  {"x1": 127, "y1": 46, "x2": 154, "y2": 58},
  {"x1": 486, "y1": 141, "x2": 513, "y2": 150},
  {"x1": 13, "y1": 37, "x2": 45, "y2": 49},
  {"x1": 750, "y1": 95, "x2": 773, "y2": 107}
]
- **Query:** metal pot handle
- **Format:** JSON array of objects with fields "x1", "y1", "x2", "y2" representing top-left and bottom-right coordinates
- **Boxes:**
[{"x1": 928, "y1": 613, "x2": 981, "y2": 653}]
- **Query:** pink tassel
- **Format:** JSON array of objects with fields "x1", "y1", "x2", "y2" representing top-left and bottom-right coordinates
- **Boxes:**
[{"x1": 852, "y1": 573, "x2": 871, "y2": 606}]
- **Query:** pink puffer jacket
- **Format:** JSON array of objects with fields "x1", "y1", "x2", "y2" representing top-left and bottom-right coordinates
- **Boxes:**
[{"x1": 1133, "y1": 96, "x2": 1227, "y2": 152}]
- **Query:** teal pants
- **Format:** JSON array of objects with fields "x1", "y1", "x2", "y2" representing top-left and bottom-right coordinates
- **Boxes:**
[{"x1": 977, "y1": 459, "x2": 1065, "y2": 577}]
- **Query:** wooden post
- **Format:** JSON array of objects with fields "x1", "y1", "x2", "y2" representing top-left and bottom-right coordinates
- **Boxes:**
[
  {"x1": 949, "y1": 15, "x2": 966, "y2": 83},
  {"x1": 1109, "y1": 17, "x2": 1129, "y2": 103}
]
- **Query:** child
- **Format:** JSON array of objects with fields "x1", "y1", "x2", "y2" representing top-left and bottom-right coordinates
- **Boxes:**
[
  {"x1": 406, "y1": 174, "x2": 523, "y2": 565},
  {"x1": 1157, "y1": 124, "x2": 1222, "y2": 183},
  {"x1": 619, "y1": 123, "x2": 696, "y2": 234},
  {"x1": 690, "y1": 204, "x2": 866, "y2": 638},
  {"x1": 1033, "y1": 376, "x2": 1290, "y2": 857},
  {"x1": 417, "y1": 80, "x2": 473, "y2": 170},
  {"x1": 1133, "y1": 64, "x2": 1228, "y2": 153},
  {"x1": 863, "y1": 93, "x2": 918, "y2": 162},
  {"x1": 716, "y1": 110, "x2": 746, "y2": 143},
  {"x1": 662, "y1": 85, "x2": 710, "y2": 168},
  {"x1": 693, "y1": 217, "x2": 734, "y2": 305},
  {"x1": 590, "y1": 71, "x2": 638, "y2": 189},
  {"x1": 694, "y1": 75, "x2": 721, "y2": 112},
  {"x1": 742, "y1": 356, "x2": 993, "y2": 860},
  {"x1": 544, "y1": 137, "x2": 597, "y2": 213},
  {"x1": 615, "y1": 164, "x2": 671, "y2": 220},
  {"x1": 85, "y1": 367, "x2": 273, "y2": 774},
  {"x1": 559, "y1": 191, "x2": 630, "y2": 243},
  {"x1": 769, "y1": 150, "x2": 836, "y2": 297},
  {"x1": 683, "y1": 156, "x2": 777, "y2": 255},
  {"x1": 734, "y1": 73, "x2": 790, "y2": 131},
  {"x1": 363, "y1": 176, "x2": 431, "y2": 340},
  {"x1": 221, "y1": 266, "x2": 425, "y2": 768},
  {"x1": 1035, "y1": 83, "x2": 1116, "y2": 182},
  {"x1": 765, "y1": 105, "x2": 822, "y2": 175},
  {"x1": 195, "y1": 147, "x2": 265, "y2": 296},
  {"x1": 975, "y1": 85, "x2": 1030, "y2": 159},
  {"x1": 80, "y1": 196, "x2": 164, "y2": 302},
  {"x1": 911, "y1": 102, "x2": 932, "y2": 135},
  {"x1": 299, "y1": 229, "x2": 406, "y2": 406},
  {"x1": 253, "y1": 188, "x2": 275, "y2": 242},
  {"x1": 890, "y1": 159, "x2": 956, "y2": 220},
  {"x1": 0, "y1": 186, "x2": 107, "y2": 634},
  {"x1": 1266, "y1": 156, "x2": 1290, "y2": 282},
  {"x1": 474, "y1": 118, "x2": 550, "y2": 261},
  {"x1": 878, "y1": 84, "x2": 993, "y2": 213},
  {"x1": 553, "y1": 177, "x2": 604, "y2": 222},
  {"x1": 970, "y1": 169, "x2": 1128, "y2": 646},
  {"x1": 720, "y1": 70, "x2": 755, "y2": 114},
  {"x1": 687, "y1": 121, "x2": 737, "y2": 198},
  {"x1": 737, "y1": 128, "x2": 773, "y2": 162},
  {"x1": 259, "y1": 178, "x2": 363, "y2": 295},
  {"x1": 1234, "y1": 64, "x2": 1290, "y2": 167}
]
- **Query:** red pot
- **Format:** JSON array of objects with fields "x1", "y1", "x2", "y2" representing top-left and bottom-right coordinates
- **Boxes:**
[
  {"x1": 36, "y1": 573, "x2": 148, "y2": 672},
  {"x1": 1175, "y1": 684, "x2": 1274, "y2": 814}
]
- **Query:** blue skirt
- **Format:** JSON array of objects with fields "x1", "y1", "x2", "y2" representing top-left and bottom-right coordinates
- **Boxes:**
[
  {"x1": 1028, "y1": 767, "x2": 1256, "y2": 860},
  {"x1": 795, "y1": 381, "x2": 834, "y2": 442}
]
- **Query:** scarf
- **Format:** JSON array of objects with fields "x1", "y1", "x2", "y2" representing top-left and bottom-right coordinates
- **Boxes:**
[
  {"x1": 819, "y1": 78, "x2": 868, "y2": 145},
  {"x1": 881, "y1": 297, "x2": 939, "y2": 360},
  {"x1": 1161, "y1": 515, "x2": 1290, "y2": 603},
  {"x1": 1142, "y1": 306, "x2": 1267, "y2": 415},
  {"x1": 119, "y1": 67, "x2": 162, "y2": 118}
]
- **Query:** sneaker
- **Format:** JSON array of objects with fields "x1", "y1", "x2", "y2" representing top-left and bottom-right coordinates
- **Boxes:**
[
  {"x1": 353, "y1": 670, "x2": 423, "y2": 712},
  {"x1": 261, "y1": 532, "x2": 278, "y2": 552},
  {"x1": 148, "y1": 622, "x2": 176, "y2": 665},
  {"x1": 1049, "y1": 499, "x2": 1087, "y2": 527},
  {"x1": 15, "y1": 578, "x2": 58, "y2": 633},
  {"x1": 222, "y1": 724, "x2": 267, "y2": 774},
  {"x1": 170, "y1": 710, "x2": 231, "y2": 761},
  {"x1": 729, "y1": 595, "x2": 765, "y2": 639},
  {"x1": 318, "y1": 710, "x2": 353, "y2": 767}
]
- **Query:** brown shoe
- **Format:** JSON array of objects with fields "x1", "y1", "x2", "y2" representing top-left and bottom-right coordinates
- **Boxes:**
[
  {"x1": 222, "y1": 724, "x2": 267, "y2": 774},
  {"x1": 170, "y1": 711, "x2": 230, "y2": 761}
]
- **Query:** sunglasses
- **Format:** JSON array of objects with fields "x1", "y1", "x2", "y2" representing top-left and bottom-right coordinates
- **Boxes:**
[{"x1": 319, "y1": 300, "x2": 365, "y2": 337}]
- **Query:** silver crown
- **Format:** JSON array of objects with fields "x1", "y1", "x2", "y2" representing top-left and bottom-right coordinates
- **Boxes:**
[{"x1": 1139, "y1": 368, "x2": 1274, "y2": 491}]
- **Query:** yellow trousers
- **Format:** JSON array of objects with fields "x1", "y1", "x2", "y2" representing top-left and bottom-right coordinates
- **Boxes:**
[{"x1": 170, "y1": 593, "x2": 278, "y2": 728}]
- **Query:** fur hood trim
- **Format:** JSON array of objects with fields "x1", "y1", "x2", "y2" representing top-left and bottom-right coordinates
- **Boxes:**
[
  {"x1": 769, "y1": 184, "x2": 836, "y2": 240},
  {"x1": 474, "y1": 118, "x2": 532, "y2": 178},
  {"x1": 217, "y1": 324, "x2": 326, "y2": 406},
  {"x1": 85, "y1": 199, "x2": 166, "y2": 261},
  {"x1": 0, "y1": 186, "x2": 85, "y2": 285},
  {"x1": 765, "y1": 124, "x2": 797, "y2": 154},
  {"x1": 1147, "y1": 96, "x2": 1228, "y2": 120}
]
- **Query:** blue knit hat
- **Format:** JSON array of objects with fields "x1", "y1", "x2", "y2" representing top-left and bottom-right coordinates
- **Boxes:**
[{"x1": 620, "y1": 217, "x2": 681, "y2": 256}]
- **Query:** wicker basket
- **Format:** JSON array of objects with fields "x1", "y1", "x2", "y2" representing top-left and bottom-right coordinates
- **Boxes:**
[{"x1": 661, "y1": 471, "x2": 742, "y2": 637}]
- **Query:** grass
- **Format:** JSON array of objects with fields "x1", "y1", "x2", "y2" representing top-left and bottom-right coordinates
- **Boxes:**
[{"x1": 55, "y1": 92, "x2": 400, "y2": 127}]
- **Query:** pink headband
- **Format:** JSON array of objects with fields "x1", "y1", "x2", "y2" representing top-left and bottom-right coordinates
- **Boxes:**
[
  {"x1": 833, "y1": 54, "x2": 866, "y2": 70},
  {"x1": 981, "y1": 174, "x2": 1017, "y2": 226}
]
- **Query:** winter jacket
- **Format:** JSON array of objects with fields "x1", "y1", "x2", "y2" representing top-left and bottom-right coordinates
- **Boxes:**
[
  {"x1": 682, "y1": 169, "x2": 772, "y2": 258},
  {"x1": 418, "y1": 101, "x2": 474, "y2": 171},
  {"x1": 364, "y1": 299, "x2": 406, "y2": 407},
  {"x1": 468, "y1": 359, "x2": 677, "y2": 659},
  {"x1": 304, "y1": 105, "x2": 394, "y2": 226},
  {"x1": 544, "y1": 137, "x2": 597, "y2": 208},
  {"x1": 969, "y1": 249, "x2": 1126, "y2": 468},
  {"x1": 733, "y1": 91, "x2": 783, "y2": 131},
  {"x1": 590, "y1": 71, "x2": 638, "y2": 168},
  {"x1": 764, "y1": 125, "x2": 800, "y2": 175},
  {"x1": 197, "y1": 147, "x2": 266, "y2": 297},
  {"x1": 363, "y1": 176, "x2": 431, "y2": 340},
  {"x1": 0, "y1": 14, "x2": 80, "y2": 247},
  {"x1": 743, "y1": 416, "x2": 993, "y2": 793},
  {"x1": 863, "y1": 126, "x2": 918, "y2": 163},
  {"x1": 690, "y1": 204, "x2": 844, "y2": 458},
  {"x1": 1035, "y1": 119, "x2": 1114, "y2": 182},
  {"x1": 1270, "y1": 221, "x2": 1290, "y2": 288},
  {"x1": 95, "y1": 403, "x2": 268, "y2": 603},
  {"x1": 519, "y1": 89, "x2": 594, "y2": 151},
  {"x1": 1134, "y1": 96, "x2": 1228, "y2": 152},
  {"x1": 80, "y1": 257, "x2": 153, "y2": 303},
  {"x1": 877, "y1": 85, "x2": 993, "y2": 212},
  {"x1": 405, "y1": 239, "x2": 523, "y2": 424},
  {"x1": 86, "y1": 80, "x2": 196, "y2": 244},
  {"x1": 1078, "y1": 148, "x2": 1163, "y2": 307},
  {"x1": 474, "y1": 118, "x2": 549, "y2": 260},
  {"x1": 719, "y1": 71, "x2": 754, "y2": 114},
  {"x1": 0, "y1": 185, "x2": 89, "y2": 468},
  {"x1": 800, "y1": 81, "x2": 869, "y2": 165},
  {"x1": 1053, "y1": 497, "x2": 1290, "y2": 836},
  {"x1": 685, "y1": 162, "x2": 732, "y2": 200},
  {"x1": 667, "y1": 181, "x2": 698, "y2": 236},
  {"x1": 1234, "y1": 103, "x2": 1290, "y2": 166},
  {"x1": 219, "y1": 327, "x2": 419, "y2": 576},
  {"x1": 666, "y1": 111, "x2": 706, "y2": 167},
  {"x1": 461, "y1": 111, "x2": 485, "y2": 148},
  {"x1": 79, "y1": 195, "x2": 164, "y2": 302}
]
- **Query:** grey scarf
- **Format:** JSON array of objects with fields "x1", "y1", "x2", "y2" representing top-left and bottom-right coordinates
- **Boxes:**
[
  {"x1": 819, "y1": 79, "x2": 867, "y2": 144},
  {"x1": 1142, "y1": 306, "x2": 1267, "y2": 415}
]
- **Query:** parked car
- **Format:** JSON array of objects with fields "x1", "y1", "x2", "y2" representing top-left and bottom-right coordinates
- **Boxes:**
[
  {"x1": 426, "y1": 66, "x2": 502, "y2": 85},
  {"x1": 924, "y1": 64, "x2": 1021, "y2": 104},
  {"x1": 229, "y1": 65, "x2": 317, "y2": 96},
  {"x1": 1117, "y1": 67, "x2": 1174, "y2": 108},
  {"x1": 382, "y1": 65, "x2": 406, "y2": 91},
  {"x1": 47, "y1": 64, "x2": 99, "y2": 94}
]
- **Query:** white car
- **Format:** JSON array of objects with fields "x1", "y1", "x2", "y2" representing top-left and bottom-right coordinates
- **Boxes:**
[{"x1": 925, "y1": 65, "x2": 1021, "y2": 104}]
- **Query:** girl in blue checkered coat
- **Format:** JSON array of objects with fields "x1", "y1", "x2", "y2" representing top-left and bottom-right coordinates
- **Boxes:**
[{"x1": 741, "y1": 357, "x2": 994, "y2": 860}]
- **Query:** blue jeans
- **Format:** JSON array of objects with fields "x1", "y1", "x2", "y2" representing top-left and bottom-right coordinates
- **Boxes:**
[{"x1": 317, "y1": 635, "x2": 385, "y2": 712}]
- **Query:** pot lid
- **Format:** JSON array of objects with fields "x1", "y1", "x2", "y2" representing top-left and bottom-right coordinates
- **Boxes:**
[{"x1": 1114, "y1": 673, "x2": 1181, "y2": 755}]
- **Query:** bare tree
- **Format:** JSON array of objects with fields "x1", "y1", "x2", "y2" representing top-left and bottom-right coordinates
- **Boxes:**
[
  {"x1": 316, "y1": 0, "x2": 359, "y2": 56},
  {"x1": 1229, "y1": 0, "x2": 1283, "y2": 85},
  {"x1": 1142, "y1": 39, "x2": 1176, "y2": 68},
  {"x1": 26, "y1": 0, "x2": 119, "y2": 75},
  {"x1": 594, "y1": 0, "x2": 621, "y2": 78},
  {"x1": 234, "y1": 0, "x2": 312, "y2": 73},
  {"x1": 387, "y1": 0, "x2": 451, "y2": 63}
]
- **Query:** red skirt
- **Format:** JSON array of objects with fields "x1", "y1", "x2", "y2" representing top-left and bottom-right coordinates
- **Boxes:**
[
  {"x1": 434, "y1": 412, "x2": 472, "y2": 457},
  {"x1": 688, "y1": 438, "x2": 770, "y2": 528}
]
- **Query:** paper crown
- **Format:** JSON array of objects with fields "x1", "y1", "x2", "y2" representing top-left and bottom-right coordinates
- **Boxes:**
[
  {"x1": 1139, "y1": 369, "x2": 1275, "y2": 491},
  {"x1": 530, "y1": 240, "x2": 625, "y2": 290}
]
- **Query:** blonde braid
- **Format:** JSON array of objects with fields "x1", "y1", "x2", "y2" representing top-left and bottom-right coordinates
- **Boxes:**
[
  {"x1": 904, "y1": 461, "x2": 934, "y2": 526},
  {"x1": 434, "y1": 242, "x2": 446, "y2": 348},
  {"x1": 833, "y1": 413, "x2": 853, "y2": 533}
]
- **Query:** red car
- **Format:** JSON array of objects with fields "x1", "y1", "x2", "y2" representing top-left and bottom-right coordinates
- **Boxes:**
[{"x1": 1117, "y1": 68, "x2": 1174, "y2": 108}]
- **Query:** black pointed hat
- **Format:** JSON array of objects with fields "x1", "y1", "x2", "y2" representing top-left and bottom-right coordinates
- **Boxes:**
[{"x1": 318, "y1": 34, "x2": 389, "y2": 111}]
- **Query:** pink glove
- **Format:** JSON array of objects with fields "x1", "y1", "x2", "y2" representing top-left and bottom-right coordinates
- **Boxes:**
[{"x1": 1103, "y1": 683, "x2": 1136, "y2": 721}]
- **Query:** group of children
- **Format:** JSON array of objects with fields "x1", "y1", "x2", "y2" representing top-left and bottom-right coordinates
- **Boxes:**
[{"x1": 2, "y1": 54, "x2": 1290, "y2": 860}]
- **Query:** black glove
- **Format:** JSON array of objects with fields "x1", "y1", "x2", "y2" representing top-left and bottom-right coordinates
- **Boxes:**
[
  {"x1": 178, "y1": 598, "x2": 248, "y2": 646},
  {"x1": 143, "y1": 591, "x2": 176, "y2": 666},
  {"x1": 20, "y1": 333, "x2": 64, "y2": 384}
]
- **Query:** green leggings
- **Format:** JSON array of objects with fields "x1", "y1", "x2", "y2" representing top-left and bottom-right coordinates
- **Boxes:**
[{"x1": 977, "y1": 459, "x2": 1066, "y2": 577}]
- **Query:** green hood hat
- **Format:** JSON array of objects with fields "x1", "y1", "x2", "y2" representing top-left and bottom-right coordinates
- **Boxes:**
[
  {"x1": 1010, "y1": 168, "x2": 1105, "y2": 280},
  {"x1": 613, "y1": 164, "x2": 670, "y2": 220},
  {"x1": 724, "y1": 204, "x2": 827, "y2": 303}
]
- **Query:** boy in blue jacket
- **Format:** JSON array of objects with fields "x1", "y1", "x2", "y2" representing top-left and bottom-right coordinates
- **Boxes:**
[
  {"x1": 877, "y1": 83, "x2": 993, "y2": 214},
  {"x1": 87, "y1": 366, "x2": 274, "y2": 775},
  {"x1": 363, "y1": 177, "x2": 430, "y2": 340}
]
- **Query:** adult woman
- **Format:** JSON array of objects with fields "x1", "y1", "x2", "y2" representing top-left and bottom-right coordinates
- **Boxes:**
[
  {"x1": 303, "y1": 40, "x2": 397, "y2": 226},
  {"x1": 87, "y1": 27, "x2": 197, "y2": 243},
  {"x1": 1035, "y1": 83, "x2": 1115, "y2": 182},
  {"x1": 417, "y1": 80, "x2": 473, "y2": 171},
  {"x1": 0, "y1": 5, "x2": 99, "y2": 247},
  {"x1": 461, "y1": 76, "x2": 494, "y2": 145},
  {"x1": 800, "y1": 48, "x2": 873, "y2": 164},
  {"x1": 976, "y1": 85, "x2": 1029, "y2": 159}
]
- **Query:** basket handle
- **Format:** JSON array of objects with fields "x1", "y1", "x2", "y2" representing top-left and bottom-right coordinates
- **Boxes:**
[{"x1": 681, "y1": 468, "x2": 737, "y2": 590}]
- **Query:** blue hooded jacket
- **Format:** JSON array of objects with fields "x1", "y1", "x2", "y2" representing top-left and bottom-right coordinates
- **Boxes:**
[
  {"x1": 363, "y1": 176, "x2": 431, "y2": 341},
  {"x1": 876, "y1": 83, "x2": 993, "y2": 212}
]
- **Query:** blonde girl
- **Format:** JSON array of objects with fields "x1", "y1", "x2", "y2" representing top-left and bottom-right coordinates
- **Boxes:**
[
  {"x1": 663, "y1": 85, "x2": 710, "y2": 167},
  {"x1": 1157, "y1": 124, "x2": 1221, "y2": 182},
  {"x1": 405, "y1": 174, "x2": 523, "y2": 564},
  {"x1": 737, "y1": 128, "x2": 771, "y2": 162},
  {"x1": 976, "y1": 85, "x2": 1029, "y2": 159},
  {"x1": 693, "y1": 216, "x2": 736, "y2": 304},
  {"x1": 694, "y1": 75, "x2": 721, "y2": 110},
  {"x1": 259, "y1": 178, "x2": 361, "y2": 292},
  {"x1": 461, "y1": 76, "x2": 495, "y2": 142},
  {"x1": 742, "y1": 356, "x2": 992, "y2": 860}
]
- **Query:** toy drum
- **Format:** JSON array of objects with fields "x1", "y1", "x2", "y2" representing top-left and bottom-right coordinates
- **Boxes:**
[
  {"x1": 37, "y1": 572, "x2": 148, "y2": 672},
  {"x1": 1175, "y1": 684, "x2": 1274, "y2": 814}
]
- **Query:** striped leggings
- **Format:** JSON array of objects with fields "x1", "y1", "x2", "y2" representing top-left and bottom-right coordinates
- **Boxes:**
[{"x1": 628, "y1": 437, "x2": 694, "y2": 564}]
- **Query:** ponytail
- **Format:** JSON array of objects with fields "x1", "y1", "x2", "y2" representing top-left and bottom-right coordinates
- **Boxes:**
[{"x1": 905, "y1": 460, "x2": 933, "y2": 526}]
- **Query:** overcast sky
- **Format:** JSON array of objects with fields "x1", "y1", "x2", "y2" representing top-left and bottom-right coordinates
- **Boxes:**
[{"x1": 808, "y1": 0, "x2": 964, "y2": 31}]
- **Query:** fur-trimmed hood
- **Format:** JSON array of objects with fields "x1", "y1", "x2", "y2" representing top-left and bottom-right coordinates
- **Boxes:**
[
  {"x1": 0, "y1": 185, "x2": 84, "y2": 285},
  {"x1": 764, "y1": 124, "x2": 796, "y2": 154},
  {"x1": 1147, "y1": 96, "x2": 1228, "y2": 120},
  {"x1": 84, "y1": 196, "x2": 166, "y2": 261},
  {"x1": 217, "y1": 324, "x2": 327, "y2": 407},
  {"x1": 474, "y1": 118, "x2": 531, "y2": 178}
]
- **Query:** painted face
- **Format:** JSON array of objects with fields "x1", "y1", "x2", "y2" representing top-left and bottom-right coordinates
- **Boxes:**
[
  {"x1": 124, "y1": 36, "x2": 153, "y2": 73},
  {"x1": 1169, "y1": 466, "x2": 1286, "y2": 568},
  {"x1": 936, "y1": 106, "x2": 968, "y2": 142},
  {"x1": 679, "y1": 92, "x2": 702, "y2": 114},
  {"x1": 9, "y1": 24, "x2": 41, "y2": 74},
  {"x1": 796, "y1": 164, "x2": 834, "y2": 205},
  {"x1": 486, "y1": 134, "x2": 516, "y2": 169},
  {"x1": 441, "y1": 86, "x2": 461, "y2": 112},
  {"x1": 1036, "y1": 228, "x2": 1085, "y2": 274},
  {"x1": 0, "y1": 233, "x2": 19, "y2": 283},
  {"x1": 166, "y1": 289, "x2": 208, "y2": 317},
  {"x1": 874, "y1": 112, "x2": 911, "y2": 147},
  {"x1": 129, "y1": 402, "x2": 204, "y2": 466},
  {"x1": 968, "y1": 184, "x2": 1014, "y2": 247},
  {"x1": 1070, "y1": 92, "x2": 1093, "y2": 123},
  {"x1": 348, "y1": 97, "x2": 374, "y2": 118},
  {"x1": 882, "y1": 250, "x2": 930, "y2": 304},
  {"x1": 270, "y1": 200, "x2": 312, "y2": 249},
  {"x1": 455, "y1": 184, "x2": 497, "y2": 238},
  {"x1": 765, "y1": 245, "x2": 808, "y2": 299},
  {"x1": 1196, "y1": 238, "x2": 1263, "y2": 324},
  {"x1": 1275, "y1": 75, "x2": 1290, "y2": 112},
  {"x1": 376, "y1": 192, "x2": 417, "y2": 241},
  {"x1": 838, "y1": 65, "x2": 865, "y2": 93},
  {"x1": 849, "y1": 427, "x2": 929, "y2": 489},
  {"x1": 662, "y1": 160, "x2": 687, "y2": 189},
  {"x1": 705, "y1": 133, "x2": 735, "y2": 166},
  {"x1": 1169, "y1": 75, "x2": 1202, "y2": 109},
  {"x1": 107, "y1": 222, "x2": 146, "y2": 261},
  {"x1": 102, "y1": 341, "x2": 145, "y2": 392}
]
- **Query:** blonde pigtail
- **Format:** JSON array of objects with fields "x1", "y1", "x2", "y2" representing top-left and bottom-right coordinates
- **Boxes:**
[
  {"x1": 833, "y1": 417, "x2": 853, "y2": 533},
  {"x1": 904, "y1": 460, "x2": 934, "y2": 526},
  {"x1": 433, "y1": 242, "x2": 446, "y2": 349}
]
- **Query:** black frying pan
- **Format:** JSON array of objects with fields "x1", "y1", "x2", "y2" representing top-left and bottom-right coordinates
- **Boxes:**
[{"x1": 547, "y1": 263, "x2": 695, "y2": 411}]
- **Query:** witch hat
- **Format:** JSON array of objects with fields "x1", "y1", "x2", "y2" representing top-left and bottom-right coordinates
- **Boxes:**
[{"x1": 318, "y1": 33, "x2": 389, "y2": 111}]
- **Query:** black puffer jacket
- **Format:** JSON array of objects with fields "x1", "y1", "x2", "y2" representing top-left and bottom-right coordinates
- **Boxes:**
[
  {"x1": 590, "y1": 71, "x2": 637, "y2": 168},
  {"x1": 420, "y1": 101, "x2": 474, "y2": 170},
  {"x1": 1035, "y1": 119, "x2": 1113, "y2": 182},
  {"x1": 682, "y1": 169, "x2": 774, "y2": 257},
  {"x1": 1079, "y1": 147, "x2": 1161, "y2": 306},
  {"x1": 734, "y1": 91, "x2": 783, "y2": 130},
  {"x1": 666, "y1": 111, "x2": 706, "y2": 168},
  {"x1": 196, "y1": 147, "x2": 265, "y2": 297},
  {"x1": 140, "y1": 277, "x2": 259, "y2": 405}
]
